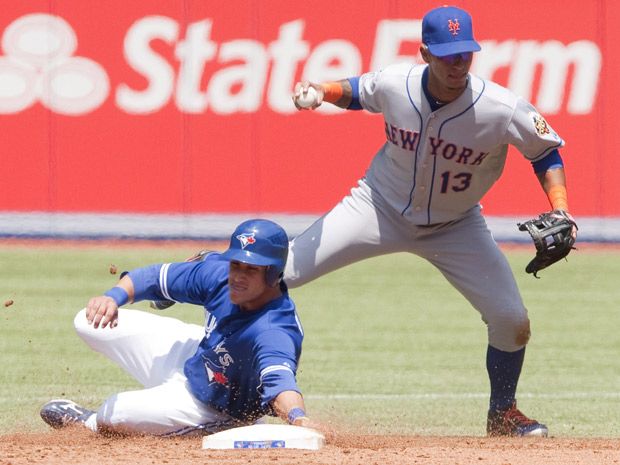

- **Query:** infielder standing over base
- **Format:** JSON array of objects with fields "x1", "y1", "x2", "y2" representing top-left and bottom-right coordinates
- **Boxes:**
[
  {"x1": 39, "y1": 219, "x2": 314, "y2": 436},
  {"x1": 289, "y1": 5, "x2": 577, "y2": 437}
]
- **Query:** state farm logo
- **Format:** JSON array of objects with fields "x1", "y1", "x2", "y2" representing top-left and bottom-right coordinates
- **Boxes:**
[
  {"x1": 0, "y1": 14, "x2": 603, "y2": 116},
  {"x1": 0, "y1": 13, "x2": 109, "y2": 115}
]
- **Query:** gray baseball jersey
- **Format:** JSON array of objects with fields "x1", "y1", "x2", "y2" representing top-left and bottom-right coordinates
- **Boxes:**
[
  {"x1": 284, "y1": 63, "x2": 563, "y2": 351},
  {"x1": 361, "y1": 63, "x2": 564, "y2": 225}
]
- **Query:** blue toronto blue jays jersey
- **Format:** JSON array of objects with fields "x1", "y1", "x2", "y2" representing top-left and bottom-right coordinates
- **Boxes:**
[{"x1": 127, "y1": 253, "x2": 304, "y2": 422}]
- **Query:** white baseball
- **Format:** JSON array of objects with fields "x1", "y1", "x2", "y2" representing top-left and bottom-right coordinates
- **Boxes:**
[{"x1": 297, "y1": 86, "x2": 318, "y2": 108}]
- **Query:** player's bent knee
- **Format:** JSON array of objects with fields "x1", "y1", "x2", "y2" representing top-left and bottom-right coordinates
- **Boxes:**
[
  {"x1": 487, "y1": 312, "x2": 531, "y2": 352},
  {"x1": 515, "y1": 319, "x2": 531, "y2": 346},
  {"x1": 73, "y1": 308, "x2": 112, "y2": 345},
  {"x1": 73, "y1": 308, "x2": 89, "y2": 333}
]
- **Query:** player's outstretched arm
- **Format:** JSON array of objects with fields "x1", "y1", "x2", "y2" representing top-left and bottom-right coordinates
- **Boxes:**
[
  {"x1": 292, "y1": 79, "x2": 352, "y2": 110},
  {"x1": 86, "y1": 274, "x2": 135, "y2": 329}
]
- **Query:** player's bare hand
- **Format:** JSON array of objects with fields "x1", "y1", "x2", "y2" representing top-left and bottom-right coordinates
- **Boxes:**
[
  {"x1": 564, "y1": 210, "x2": 578, "y2": 241},
  {"x1": 295, "y1": 417, "x2": 335, "y2": 442},
  {"x1": 553, "y1": 209, "x2": 578, "y2": 241},
  {"x1": 292, "y1": 81, "x2": 323, "y2": 110},
  {"x1": 86, "y1": 296, "x2": 119, "y2": 329}
]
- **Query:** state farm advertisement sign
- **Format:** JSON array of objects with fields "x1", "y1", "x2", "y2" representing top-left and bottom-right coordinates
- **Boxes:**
[{"x1": 1, "y1": 0, "x2": 617, "y2": 216}]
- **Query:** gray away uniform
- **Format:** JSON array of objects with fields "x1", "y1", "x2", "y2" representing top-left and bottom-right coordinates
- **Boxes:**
[{"x1": 284, "y1": 63, "x2": 563, "y2": 351}]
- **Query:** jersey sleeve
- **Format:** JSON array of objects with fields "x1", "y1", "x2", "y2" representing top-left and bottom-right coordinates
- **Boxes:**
[
  {"x1": 253, "y1": 329, "x2": 301, "y2": 409},
  {"x1": 129, "y1": 259, "x2": 219, "y2": 305},
  {"x1": 358, "y1": 70, "x2": 385, "y2": 114},
  {"x1": 505, "y1": 97, "x2": 565, "y2": 162}
]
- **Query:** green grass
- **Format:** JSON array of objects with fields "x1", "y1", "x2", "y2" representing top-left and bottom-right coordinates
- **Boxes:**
[{"x1": 0, "y1": 243, "x2": 618, "y2": 437}]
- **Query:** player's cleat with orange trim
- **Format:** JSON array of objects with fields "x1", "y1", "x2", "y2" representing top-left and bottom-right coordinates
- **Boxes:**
[
  {"x1": 487, "y1": 402, "x2": 548, "y2": 437},
  {"x1": 40, "y1": 399, "x2": 95, "y2": 429}
]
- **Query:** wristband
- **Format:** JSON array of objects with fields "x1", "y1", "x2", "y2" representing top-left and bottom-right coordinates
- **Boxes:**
[
  {"x1": 104, "y1": 287, "x2": 129, "y2": 307},
  {"x1": 321, "y1": 82, "x2": 343, "y2": 103},
  {"x1": 287, "y1": 407, "x2": 307, "y2": 424},
  {"x1": 547, "y1": 185, "x2": 569, "y2": 211}
]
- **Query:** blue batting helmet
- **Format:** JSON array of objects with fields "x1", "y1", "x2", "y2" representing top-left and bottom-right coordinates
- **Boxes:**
[{"x1": 221, "y1": 219, "x2": 289, "y2": 286}]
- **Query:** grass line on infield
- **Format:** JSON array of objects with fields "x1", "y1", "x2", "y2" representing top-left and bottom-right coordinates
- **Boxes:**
[{"x1": 305, "y1": 392, "x2": 620, "y2": 400}]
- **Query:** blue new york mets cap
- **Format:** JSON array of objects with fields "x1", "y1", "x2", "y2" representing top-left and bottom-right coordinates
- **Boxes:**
[{"x1": 422, "y1": 6, "x2": 481, "y2": 57}]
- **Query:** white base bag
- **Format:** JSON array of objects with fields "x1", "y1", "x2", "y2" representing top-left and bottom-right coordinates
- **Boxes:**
[{"x1": 201, "y1": 424, "x2": 325, "y2": 450}]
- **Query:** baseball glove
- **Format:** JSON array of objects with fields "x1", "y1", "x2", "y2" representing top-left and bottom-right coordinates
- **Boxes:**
[{"x1": 518, "y1": 210, "x2": 577, "y2": 277}]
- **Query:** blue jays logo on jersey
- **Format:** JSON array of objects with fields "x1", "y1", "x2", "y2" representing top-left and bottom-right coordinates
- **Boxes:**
[
  {"x1": 205, "y1": 358, "x2": 229, "y2": 386},
  {"x1": 236, "y1": 233, "x2": 256, "y2": 249}
]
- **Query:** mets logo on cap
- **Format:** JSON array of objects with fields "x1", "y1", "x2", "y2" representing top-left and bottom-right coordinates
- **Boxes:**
[
  {"x1": 236, "y1": 233, "x2": 256, "y2": 249},
  {"x1": 422, "y1": 6, "x2": 481, "y2": 57},
  {"x1": 448, "y1": 19, "x2": 460, "y2": 36}
]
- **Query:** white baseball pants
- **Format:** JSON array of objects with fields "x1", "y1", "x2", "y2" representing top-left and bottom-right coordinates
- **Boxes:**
[{"x1": 74, "y1": 308, "x2": 239, "y2": 436}]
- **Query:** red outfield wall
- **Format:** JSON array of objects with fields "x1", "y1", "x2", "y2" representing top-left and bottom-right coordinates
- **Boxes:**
[{"x1": 0, "y1": 0, "x2": 617, "y2": 216}]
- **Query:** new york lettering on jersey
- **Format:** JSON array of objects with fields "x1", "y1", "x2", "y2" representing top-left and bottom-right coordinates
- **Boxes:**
[{"x1": 384, "y1": 123, "x2": 489, "y2": 166}]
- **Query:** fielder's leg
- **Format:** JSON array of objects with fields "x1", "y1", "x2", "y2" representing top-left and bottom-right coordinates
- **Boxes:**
[
  {"x1": 412, "y1": 208, "x2": 529, "y2": 352},
  {"x1": 285, "y1": 179, "x2": 403, "y2": 287},
  {"x1": 410, "y1": 208, "x2": 547, "y2": 436}
]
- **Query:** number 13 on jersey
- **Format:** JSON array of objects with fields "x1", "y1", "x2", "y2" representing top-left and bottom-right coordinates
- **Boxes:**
[{"x1": 440, "y1": 171, "x2": 472, "y2": 193}]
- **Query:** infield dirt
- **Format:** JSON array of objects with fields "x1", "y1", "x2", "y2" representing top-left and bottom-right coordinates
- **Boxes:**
[{"x1": 1, "y1": 429, "x2": 619, "y2": 465}]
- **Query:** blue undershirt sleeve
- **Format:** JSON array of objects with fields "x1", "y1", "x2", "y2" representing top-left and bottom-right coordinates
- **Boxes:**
[
  {"x1": 532, "y1": 149, "x2": 563, "y2": 173},
  {"x1": 347, "y1": 76, "x2": 362, "y2": 110}
]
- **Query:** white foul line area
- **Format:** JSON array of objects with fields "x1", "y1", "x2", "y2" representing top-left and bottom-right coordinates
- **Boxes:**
[{"x1": 306, "y1": 391, "x2": 620, "y2": 400}]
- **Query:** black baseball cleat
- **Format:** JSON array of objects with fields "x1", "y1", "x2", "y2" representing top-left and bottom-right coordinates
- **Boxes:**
[
  {"x1": 40, "y1": 399, "x2": 95, "y2": 429},
  {"x1": 487, "y1": 402, "x2": 548, "y2": 437}
]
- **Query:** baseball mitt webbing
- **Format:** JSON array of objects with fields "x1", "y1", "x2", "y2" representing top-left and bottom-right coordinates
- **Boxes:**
[{"x1": 518, "y1": 210, "x2": 577, "y2": 277}]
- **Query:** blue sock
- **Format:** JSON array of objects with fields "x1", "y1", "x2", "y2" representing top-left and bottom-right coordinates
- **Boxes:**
[{"x1": 486, "y1": 345, "x2": 525, "y2": 412}]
